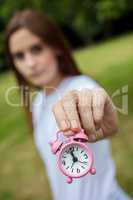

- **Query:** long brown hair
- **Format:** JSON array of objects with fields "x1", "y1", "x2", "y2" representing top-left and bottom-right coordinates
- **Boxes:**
[{"x1": 5, "y1": 9, "x2": 81, "y2": 132}]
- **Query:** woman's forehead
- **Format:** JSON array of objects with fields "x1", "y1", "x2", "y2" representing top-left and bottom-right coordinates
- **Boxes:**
[{"x1": 9, "y1": 28, "x2": 42, "y2": 53}]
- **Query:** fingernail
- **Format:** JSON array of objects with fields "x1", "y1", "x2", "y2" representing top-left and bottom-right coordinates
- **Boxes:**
[
  {"x1": 61, "y1": 120, "x2": 70, "y2": 131},
  {"x1": 64, "y1": 130, "x2": 74, "y2": 137},
  {"x1": 72, "y1": 128, "x2": 79, "y2": 133}
]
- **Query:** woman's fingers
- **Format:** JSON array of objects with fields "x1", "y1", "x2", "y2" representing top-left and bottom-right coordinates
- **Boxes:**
[
  {"x1": 77, "y1": 89, "x2": 96, "y2": 138},
  {"x1": 52, "y1": 90, "x2": 81, "y2": 136},
  {"x1": 92, "y1": 88, "x2": 105, "y2": 129},
  {"x1": 52, "y1": 101, "x2": 70, "y2": 130},
  {"x1": 92, "y1": 88, "x2": 118, "y2": 135},
  {"x1": 61, "y1": 90, "x2": 81, "y2": 135}
]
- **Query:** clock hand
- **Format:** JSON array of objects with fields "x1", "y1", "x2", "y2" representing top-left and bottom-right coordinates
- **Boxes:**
[
  {"x1": 70, "y1": 149, "x2": 78, "y2": 162},
  {"x1": 78, "y1": 160, "x2": 87, "y2": 165},
  {"x1": 70, "y1": 151, "x2": 75, "y2": 162},
  {"x1": 71, "y1": 162, "x2": 74, "y2": 169}
]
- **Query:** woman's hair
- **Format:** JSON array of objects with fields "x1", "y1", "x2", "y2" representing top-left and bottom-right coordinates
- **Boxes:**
[{"x1": 5, "y1": 9, "x2": 81, "y2": 132}]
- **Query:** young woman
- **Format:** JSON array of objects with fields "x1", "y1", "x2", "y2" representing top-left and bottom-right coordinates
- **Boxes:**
[{"x1": 5, "y1": 9, "x2": 131, "y2": 200}]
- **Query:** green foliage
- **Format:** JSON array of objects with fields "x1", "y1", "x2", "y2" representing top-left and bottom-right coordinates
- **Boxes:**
[
  {"x1": 0, "y1": 0, "x2": 132, "y2": 37},
  {"x1": 96, "y1": 0, "x2": 128, "y2": 21},
  {"x1": 0, "y1": 0, "x2": 133, "y2": 71}
]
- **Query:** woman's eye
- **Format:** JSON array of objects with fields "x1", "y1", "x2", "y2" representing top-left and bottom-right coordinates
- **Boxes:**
[
  {"x1": 30, "y1": 44, "x2": 44, "y2": 55},
  {"x1": 13, "y1": 52, "x2": 24, "y2": 61}
]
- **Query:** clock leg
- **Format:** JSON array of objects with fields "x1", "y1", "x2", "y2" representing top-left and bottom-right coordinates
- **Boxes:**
[
  {"x1": 90, "y1": 167, "x2": 96, "y2": 175},
  {"x1": 66, "y1": 176, "x2": 73, "y2": 184}
]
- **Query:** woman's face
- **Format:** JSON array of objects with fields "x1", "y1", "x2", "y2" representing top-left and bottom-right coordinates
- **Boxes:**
[{"x1": 9, "y1": 28, "x2": 64, "y2": 89}]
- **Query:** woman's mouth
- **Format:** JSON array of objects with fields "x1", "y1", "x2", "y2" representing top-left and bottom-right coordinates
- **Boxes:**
[{"x1": 31, "y1": 68, "x2": 46, "y2": 77}]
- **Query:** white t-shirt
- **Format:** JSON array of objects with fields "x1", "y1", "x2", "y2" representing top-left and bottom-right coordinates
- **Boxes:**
[{"x1": 32, "y1": 75, "x2": 131, "y2": 200}]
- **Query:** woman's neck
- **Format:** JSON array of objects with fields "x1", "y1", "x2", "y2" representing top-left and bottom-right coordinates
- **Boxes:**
[{"x1": 42, "y1": 74, "x2": 68, "y2": 96}]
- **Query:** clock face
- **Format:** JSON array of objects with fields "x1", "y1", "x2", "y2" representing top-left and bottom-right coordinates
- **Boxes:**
[{"x1": 60, "y1": 143, "x2": 91, "y2": 177}]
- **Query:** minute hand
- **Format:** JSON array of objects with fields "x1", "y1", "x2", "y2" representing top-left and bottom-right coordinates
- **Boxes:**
[{"x1": 78, "y1": 160, "x2": 87, "y2": 165}]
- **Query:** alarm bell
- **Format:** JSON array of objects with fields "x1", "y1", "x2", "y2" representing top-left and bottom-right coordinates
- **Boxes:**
[{"x1": 49, "y1": 140, "x2": 63, "y2": 154}]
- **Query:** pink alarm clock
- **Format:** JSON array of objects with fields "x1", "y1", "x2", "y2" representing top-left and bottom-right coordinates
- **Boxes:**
[{"x1": 49, "y1": 129, "x2": 96, "y2": 184}]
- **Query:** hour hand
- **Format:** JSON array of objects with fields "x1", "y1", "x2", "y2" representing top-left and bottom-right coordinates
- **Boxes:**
[
  {"x1": 70, "y1": 149, "x2": 75, "y2": 159},
  {"x1": 70, "y1": 150, "x2": 78, "y2": 162}
]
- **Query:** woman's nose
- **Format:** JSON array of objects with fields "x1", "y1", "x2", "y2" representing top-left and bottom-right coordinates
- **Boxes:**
[{"x1": 25, "y1": 53, "x2": 36, "y2": 69}]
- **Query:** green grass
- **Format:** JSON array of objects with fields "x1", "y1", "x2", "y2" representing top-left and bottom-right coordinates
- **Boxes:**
[{"x1": 0, "y1": 33, "x2": 133, "y2": 199}]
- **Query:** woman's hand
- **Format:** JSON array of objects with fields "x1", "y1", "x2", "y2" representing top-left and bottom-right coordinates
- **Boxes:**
[{"x1": 52, "y1": 88, "x2": 118, "y2": 142}]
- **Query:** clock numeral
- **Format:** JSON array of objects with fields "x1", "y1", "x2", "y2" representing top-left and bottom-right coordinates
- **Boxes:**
[
  {"x1": 76, "y1": 146, "x2": 78, "y2": 151},
  {"x1": 69, "y1": 147, "x2": 74, "y2": 152},
  {"x1": 65, "y1": 150, "x2": 69, "y2": 154},
  {"x1": 77, "y1": 168, "x2": 80, "y2": 173},
  {"x1": 62, "y1": 155, "x2": 66, "y2": 158},
  {"x1": 66, "y1": 166, "x2": 69, "y2": 170},
  {"x1": 83, "y1": 162, "x2": 87, "y2": 165},
  {"x1": 81, "y1": 150, "x2": 84, "y2": 153},
  {"x1": 81, "y1": 166, "x2": 85, "y2": 169},
  {"x1": 84, "y1": 154, "x2": 88, "y2": 159},
  {"x1": 62, "y1": 160, "x2": 66, "y2": 166},
  {"x1": 65, "y1": 146, "x2": 74, "y2": 154},
  {"x1": 71, "y1": 168, "x2": 74, "y2": 173}
]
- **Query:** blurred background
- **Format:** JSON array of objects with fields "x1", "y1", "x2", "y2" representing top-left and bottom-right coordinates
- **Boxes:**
[{"x1": 0, "y1": 0, "x2": 133, "y2": 199}]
